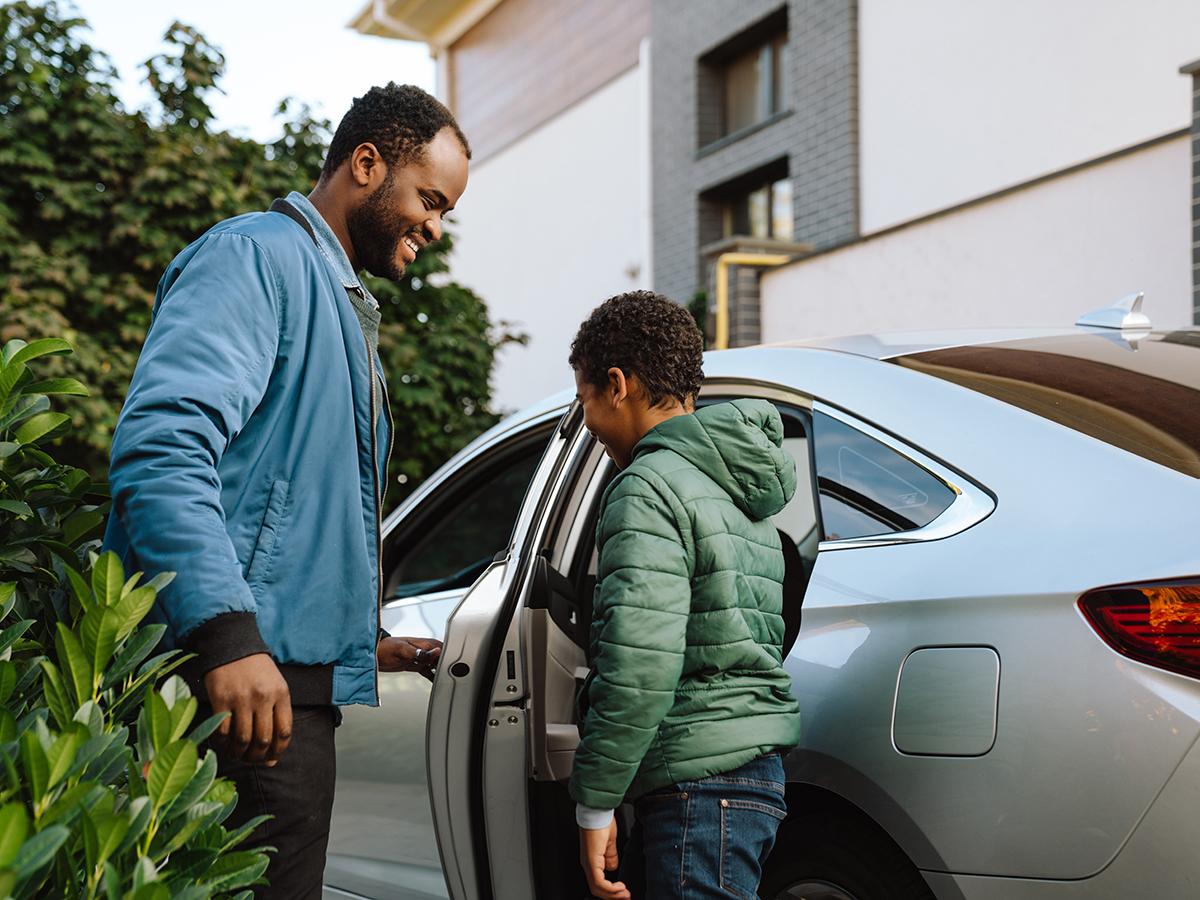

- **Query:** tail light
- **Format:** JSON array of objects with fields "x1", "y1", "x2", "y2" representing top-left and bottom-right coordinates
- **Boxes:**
[{"x1": 1078, "y1": 580, "x2": 1200, "y2": 680}]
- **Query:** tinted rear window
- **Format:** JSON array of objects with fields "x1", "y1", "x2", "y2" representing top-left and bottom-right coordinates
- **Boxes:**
[{"x1": 892, "y1": 331, "x2": 1200, "y2": 478}]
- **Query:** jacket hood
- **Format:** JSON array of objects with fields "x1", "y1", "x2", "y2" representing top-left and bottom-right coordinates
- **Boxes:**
[{"x1": 634, "y1": 398, "x2": 797, "y2": 520}]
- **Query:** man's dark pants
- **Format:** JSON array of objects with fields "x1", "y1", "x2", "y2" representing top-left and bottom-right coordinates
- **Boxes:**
[{"x1": 206, "y1": 704, "x2": 338, "y2": 900}]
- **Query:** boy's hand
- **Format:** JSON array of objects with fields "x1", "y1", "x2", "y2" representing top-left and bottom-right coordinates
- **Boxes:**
[{"x1": 579, "y1": 819, "x2": 630, "y2": 900}]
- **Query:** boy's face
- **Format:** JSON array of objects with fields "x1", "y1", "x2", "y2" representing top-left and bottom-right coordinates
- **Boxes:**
[{"x1": 574, "y1": 368, "x2": 641, "y2": 470}]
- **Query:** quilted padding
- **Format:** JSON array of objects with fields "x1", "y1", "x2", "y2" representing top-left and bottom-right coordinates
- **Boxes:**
[{"x1": 569, "y1": 399, "x2": 803, "y2": 808}]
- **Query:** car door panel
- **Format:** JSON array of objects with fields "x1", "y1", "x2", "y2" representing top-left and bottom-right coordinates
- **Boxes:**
[
  {"x1": 427, "y1": 408, "x2": 587, "y2": 900},
  {"x1": 325, "y1": 404, "x2": 565, "y2": 900}
]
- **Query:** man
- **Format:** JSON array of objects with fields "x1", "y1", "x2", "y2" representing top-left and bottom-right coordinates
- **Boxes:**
[{"x1": 103, "y1": 83, "x2": 470, "y2": 899}]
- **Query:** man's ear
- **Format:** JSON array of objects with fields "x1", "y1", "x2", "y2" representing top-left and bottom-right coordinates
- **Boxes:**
[
  {"x1": 349, "y1": 142, "x2": 387, "y2": 189},
  {"x1": 606, "y1": 367, "x2": 629, "y2": 407}
]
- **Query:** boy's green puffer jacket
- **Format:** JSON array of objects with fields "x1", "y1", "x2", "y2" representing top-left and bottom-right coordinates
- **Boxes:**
[{"x1": 569, "y1": 398, "x2": 802, "y2": 809}]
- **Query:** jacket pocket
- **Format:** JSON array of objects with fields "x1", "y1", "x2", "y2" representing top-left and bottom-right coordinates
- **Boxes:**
[{"x1": 245, "y1": 478, "x2": 290, "y2": 591}]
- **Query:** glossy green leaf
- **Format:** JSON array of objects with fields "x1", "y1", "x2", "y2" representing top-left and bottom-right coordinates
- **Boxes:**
[
  {"x1": 0, "y1": 360, "x2": 26, "y2": 417},
  {"x1": 185, "y1": 712, "x2": 227, "y2": 747},
  {"x1": 0, "y1": 710, "x2": 17, "y2": 744},
  {"x1": 45, "y1": 727, "x2": 85, "y2": 789},
  {"x1": 0, "y1": 621, "x2": 32, "y2": 657},
  {"x1": 146, "y1": 571, "x2": 176, "y2": 593},
  {"x1": 65, "y1": 568, "x2": 94, "y2": 617},
  {"x1": 0, "y1": 583, "x2": 15, "y2": 620},
  {"x1": 18, "y1": 732, "x2": 48, "y2": 807},
  {"x1": 0, "y1": 803, "x2": 29, "y2": 868},
  {"x1": 80, "y1": 607, "x2": 120, "y2": 682},
  {"x1": 61, "y1": 510, "x2": 103, "y2": 547},
  {"x1": 131, "y1": 855, "x2": 156, "y2": 890},
  {"x1": 0, "y1": 547, "x2": 35, "y2": 570},
  {"x1": 0, "y1": 501, "x2": 32, "y2": 519},
  {"x1": 22, "y1": 378, "x2": 88, "y2": 397},
  {"x1": 39, "y1": 663, "x2": 72, "y2": 732},
  {"x1": 11, "y1": 823, "x2": 68, "y2": 878},
  {"x1": 0, "y1": 868, "x2": 14, "y2": 900},
  {"x1": 54, "y1": 624, "x2": 93, "y2": 706},
  {"x1": 112, "y1": 586, "x2": 156, "y2": 643},
  {"x1": 202, "y1": 850, "x2": 270, "y2": 890},
  {"x1": 6, "y1": 339, "x2": 73, "y2": 369},
  {"x1": 116, "y1": 796, "x2": 152, "y2": 856},
  {"x1": 71, "y1": 702, "x2": 104, "y2": 742},
  {"x1": 12, "y1": 411, "x2": 70, "y2": 446},
  {"x1": 162, "y1": 749, "x2": 216, "y2": 821},
  {"x1": 161, "y1": 847, "x2": 219, "y2": 882},
  {"x1": 132, "y1": 884, "x2": 169, "y2": 900},
  {"x1": 0, "y1": 662, "x2": 15, "y2": 707},
  {"x1": 41, "y1": 779, "x2": 98, "y2": 830},
  {"x1": 147, "y1": 740, "x2": 197, "y2": 810},
  {"x1": 143, "y1": 691, "x2": 172, "y2": 755},
  {"x1": 90, "y1": 552, "x2": 124, "y2": 609},
  {"x1": 102, "y1": 625, "x2": 166, "y2": 689}
]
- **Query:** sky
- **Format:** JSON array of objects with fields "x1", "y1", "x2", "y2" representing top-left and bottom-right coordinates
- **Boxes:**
[{"x1": 67, "y1": 0, "x2": 437, "y2": 142}]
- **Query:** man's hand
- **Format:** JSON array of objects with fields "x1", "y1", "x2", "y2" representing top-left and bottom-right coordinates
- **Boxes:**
[
  {"x1": 377, "y1": 637, "x2": 443, "y2": 681},
  {"x1": 579, "y1": 819, "x2": 629, "y2": 900},
  {"x1": 204, "y1": 653, "x2": 292, "y2": 766}
]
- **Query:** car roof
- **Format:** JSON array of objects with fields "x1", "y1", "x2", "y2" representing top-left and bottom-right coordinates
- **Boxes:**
[{"x1": 766, "y1": 326, "x2": 1106, "y2": 360}]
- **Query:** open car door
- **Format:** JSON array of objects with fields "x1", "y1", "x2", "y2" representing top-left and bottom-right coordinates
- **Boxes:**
[{"x1": 425, "y1": 402, "x2": 593, "y2": 900}]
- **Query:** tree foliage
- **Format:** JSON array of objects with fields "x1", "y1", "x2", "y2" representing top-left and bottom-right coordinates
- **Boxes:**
[
  {"x1": 0, "y1": 1, "x2": 511, "y2": 512},
  {"x1": 0, "y1": 339, "x2": 270, "y2": 899}
]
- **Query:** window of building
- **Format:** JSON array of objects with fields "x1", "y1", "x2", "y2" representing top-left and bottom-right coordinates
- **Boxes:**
[
  {"x1": 724, "y1": 177, "x2": 793, "y2": 242},
  {"x1": 697, "y1": 8, "x2": 789, "y2": 148},
  {"x1": 722, "y1": 32, "x2": 789, "y2": 137}
]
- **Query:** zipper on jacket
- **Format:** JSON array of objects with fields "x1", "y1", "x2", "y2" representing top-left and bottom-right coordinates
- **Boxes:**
[{"x1": 354, "y1": 284, "x2": 390, "y2": 704}]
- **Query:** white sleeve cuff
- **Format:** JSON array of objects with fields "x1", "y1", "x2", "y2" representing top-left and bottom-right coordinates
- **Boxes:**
[{"x1": 575, "y1": 803, "x2": 615, "y2": 830}]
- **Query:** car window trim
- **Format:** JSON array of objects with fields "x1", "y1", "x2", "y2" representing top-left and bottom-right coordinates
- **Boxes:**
[{"x1": 812, "y1": 401, "x2": 995, "y2": 550}]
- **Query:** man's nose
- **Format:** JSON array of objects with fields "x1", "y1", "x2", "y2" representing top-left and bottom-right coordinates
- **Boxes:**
[{"x1": 424, "y1": 215, "x2": 443, "y2": 243}]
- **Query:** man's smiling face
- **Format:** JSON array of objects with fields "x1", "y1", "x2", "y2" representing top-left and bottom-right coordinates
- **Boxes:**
[{"x1": 347, "y1": 127, "x2": 469, "y2": 281}]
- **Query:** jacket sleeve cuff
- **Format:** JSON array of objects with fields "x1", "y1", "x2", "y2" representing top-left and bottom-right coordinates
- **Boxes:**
[
  {"x1": 575, "y1": 804, "x2": 615, "y2": 830},
  {"x1": 185, "y1": 611, "x2": 272, "y2": 674}
]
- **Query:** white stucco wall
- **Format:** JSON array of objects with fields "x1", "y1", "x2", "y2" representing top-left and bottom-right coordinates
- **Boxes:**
[
  {"x1": 761, "y1": 135, "x2": 1192, "y2": 341},
  {"x1": 446, "y1": 62, "x2": 649, "y2": 413},
  {"x1": 859, "y1": 0, "x2": 1200, "y2": 233}
]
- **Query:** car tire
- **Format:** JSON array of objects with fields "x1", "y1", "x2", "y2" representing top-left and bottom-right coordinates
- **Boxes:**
[{"x1": 759, "y1": 807, "x2": 936, "y2": 900}]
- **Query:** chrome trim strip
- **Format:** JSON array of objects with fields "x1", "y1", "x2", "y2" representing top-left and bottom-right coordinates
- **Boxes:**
[{"x1": 813, "y1": 401, "x2": 995, "y2": 550}]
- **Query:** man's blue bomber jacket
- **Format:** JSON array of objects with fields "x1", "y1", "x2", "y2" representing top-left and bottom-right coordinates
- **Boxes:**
[{"x1": 103, "y1": 192, "x2": 392, "y2": 707}]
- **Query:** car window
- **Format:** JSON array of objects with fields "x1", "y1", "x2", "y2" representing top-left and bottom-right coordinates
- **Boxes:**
[
  {"x1": 891, "y1": 332, "x2": 1200, "y2": 478},
  {"x1": 387, "y1": 428, "x2": 553, "y2": 599},
  {"x1": 814, "y1": 410, "x2": 956, "y2": 541}
]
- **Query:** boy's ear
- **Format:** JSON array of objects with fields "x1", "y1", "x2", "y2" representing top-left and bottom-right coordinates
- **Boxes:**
[{"x1": 607, "y1": 367, "x2": 629, "y2": 406}]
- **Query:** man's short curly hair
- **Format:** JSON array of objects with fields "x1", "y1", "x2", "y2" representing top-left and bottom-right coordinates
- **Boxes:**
[
  {"x1": 569, "y1": 291, "x2": 704, "y2": 408},
  {"x1": 322, "y1": 83, "x2": 471, "y2": 179}
]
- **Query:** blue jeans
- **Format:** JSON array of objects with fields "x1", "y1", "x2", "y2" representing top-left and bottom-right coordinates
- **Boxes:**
[{"x1": 620, "y1": 754, "x2": 787, "y2": 900}]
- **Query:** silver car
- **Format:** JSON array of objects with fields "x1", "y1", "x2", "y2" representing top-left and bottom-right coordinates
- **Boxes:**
[{"x1": 323, "y1": 297, "x2": 1200, "y2": 900}]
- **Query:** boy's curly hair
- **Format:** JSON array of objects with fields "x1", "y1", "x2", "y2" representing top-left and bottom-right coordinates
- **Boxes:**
[
  {"x1": 569, "y1": 291, "x2": 704, "y2": 408},
  {"x1": 322, "y1": 82, "x2": 471, "y2": 178}
]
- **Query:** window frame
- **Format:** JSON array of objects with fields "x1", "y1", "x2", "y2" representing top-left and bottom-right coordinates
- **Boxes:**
[{"x1": 813, "y1": 401, "x2": 996, "y2": 551}]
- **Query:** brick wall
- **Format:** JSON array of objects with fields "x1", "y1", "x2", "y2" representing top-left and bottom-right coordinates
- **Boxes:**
[
  {"x1": 1189, "y1": 62, "x2": 1200, "y2": 325},
  {"x1": 651, "y1": 0, "x2": 859, "y2": 305}
]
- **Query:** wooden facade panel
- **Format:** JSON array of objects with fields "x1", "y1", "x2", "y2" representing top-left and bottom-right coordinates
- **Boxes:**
[{"x1": 450, "y1": 0, "x2": 649, "y2": 161}]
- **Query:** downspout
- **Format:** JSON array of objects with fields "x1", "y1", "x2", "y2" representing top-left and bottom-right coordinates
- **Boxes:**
[{"x1": 713, "y1": 252, "x2": 791, "y2": 350}]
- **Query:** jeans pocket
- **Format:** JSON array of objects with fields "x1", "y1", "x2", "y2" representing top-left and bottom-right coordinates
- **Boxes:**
[{"x1": 719, "y1": 797, "x2": 786, "y2": 900}]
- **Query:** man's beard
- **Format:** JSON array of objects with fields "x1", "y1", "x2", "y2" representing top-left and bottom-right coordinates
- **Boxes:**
[{"x1": 346, "y1": 174, "x2": 410, "y2": 282}]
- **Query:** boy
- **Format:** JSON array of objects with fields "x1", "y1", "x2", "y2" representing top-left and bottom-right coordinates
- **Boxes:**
[{"x1": 567, "y1": 291, "x2": 802, "y2": 900}]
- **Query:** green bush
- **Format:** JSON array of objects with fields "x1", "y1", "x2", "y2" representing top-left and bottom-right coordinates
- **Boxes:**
[{"x1": 0, "y1": 338, "x2": 269, "y2": 899}]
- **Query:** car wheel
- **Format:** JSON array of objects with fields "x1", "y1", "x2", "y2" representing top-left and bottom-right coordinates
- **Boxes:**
[{"x1": 760, "y1": 808, "x2": 935, "y2": 900}]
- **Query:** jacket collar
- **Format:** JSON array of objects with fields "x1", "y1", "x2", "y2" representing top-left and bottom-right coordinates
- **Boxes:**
[{"x1": 286, "y1": 191, "x2": 363, "y2": 290}]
